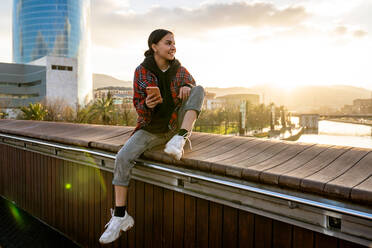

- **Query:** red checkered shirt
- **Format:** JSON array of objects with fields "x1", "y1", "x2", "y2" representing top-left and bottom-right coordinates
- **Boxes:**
[{"x1": 132, "y1": 64, "x2": 196, "y2": 134}]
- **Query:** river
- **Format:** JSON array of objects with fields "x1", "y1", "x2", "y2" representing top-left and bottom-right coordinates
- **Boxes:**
[{"x1": 292, "y1": 118, "x2": 372, "y2": 149}]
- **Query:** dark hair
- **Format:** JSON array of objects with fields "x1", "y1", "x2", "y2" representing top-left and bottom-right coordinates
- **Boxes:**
[{"x1": 144, "y1": 29, "x2": 173, "y2": 57}]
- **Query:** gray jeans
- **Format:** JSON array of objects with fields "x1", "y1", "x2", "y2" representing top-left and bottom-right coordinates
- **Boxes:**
[{"x1": 112, "y1": 85, "x2": 205, "y2": 186}]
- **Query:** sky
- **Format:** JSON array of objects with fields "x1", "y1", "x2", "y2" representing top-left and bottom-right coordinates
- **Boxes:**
[{"x1": 0, "y1": 0, "x2": 371, "y2": 90}]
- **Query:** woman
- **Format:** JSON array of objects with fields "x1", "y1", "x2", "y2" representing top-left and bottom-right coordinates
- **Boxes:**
[{"x1": 99, "y1": 29, "x2": 205, "y2": 244}]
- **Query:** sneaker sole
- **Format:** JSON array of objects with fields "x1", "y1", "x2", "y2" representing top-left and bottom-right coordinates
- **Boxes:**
[
  {"x1": 164, "y1": 147, "x2": 183, "y2": 161},
  {"x1": 99, "y1": 218, "x2": 134, "y2": 244},
  {"x1": 121, "y1": 217, "x2": 134, "y2": 232}
]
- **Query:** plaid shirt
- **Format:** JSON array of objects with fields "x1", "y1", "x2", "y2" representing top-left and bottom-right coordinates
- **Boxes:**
[{"x1": 132, "y1": 64, "x2": 196, "y2": 134}]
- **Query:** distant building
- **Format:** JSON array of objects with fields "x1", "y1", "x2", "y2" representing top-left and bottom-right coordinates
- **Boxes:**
[
  {"x1": 0, "y1": 56, "x2": 82, "y2": 117},
  {"x1": 352, "y1": 99, "x2": 372, "y2": 114},
  {"x1": 341, "y1": 104, "x2": 353, "y2": 114},
  {"x1": 205, "y1": 99, "x2": 224, "y2": 110},
  {"x1": 202, "y1": 91, "x2": 217, "y2": 110},
  {"x1": 94, "y1": 87, "x2": 133, "y2": 105},
  {"x1": 217, "y1": 94, "x2": 260, "y2": 105},
  {"x1": 0, "y1": 62, "x2": 46, "y2": 118},
  {"x1": 341, "y1": 98, "x2": 372, "y2": 114},
  {"x1": 204, "y1": 93, "x2": 260, "y2": 110},
  {"x1": 299, "y1": 114, "x2": 319, "y2": 130}
]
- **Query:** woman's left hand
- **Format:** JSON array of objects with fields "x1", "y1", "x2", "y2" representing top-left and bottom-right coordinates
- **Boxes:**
[{"x1": 178, "y1": 86, "x2": 191, "y2": 101}]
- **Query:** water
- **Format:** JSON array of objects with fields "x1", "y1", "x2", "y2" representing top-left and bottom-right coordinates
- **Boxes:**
[{"x1": 293, "y1": 118, "x2": 372, "y2": 149}]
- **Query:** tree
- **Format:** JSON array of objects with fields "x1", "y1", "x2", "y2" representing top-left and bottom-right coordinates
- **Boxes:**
[
  {"x1": 0, "y1": 111, "x2": 8, "y2": 119},
  {"x1": 20, "y1": 103, "x2": 48, "y2": 120},
  {"x1": 116, "y1": 102, "x2": 136, "y2": 126},
  {"x1": 88, "y1": 92, "x2": 115, "y2": 124},
  {"x1": 42, "y1": 98, "x2": 75, "y2": 122}
]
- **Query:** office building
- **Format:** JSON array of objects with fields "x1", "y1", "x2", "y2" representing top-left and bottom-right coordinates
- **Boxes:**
[{"x1": 5, "y1": 0, "x2": 92, "y2": 109}]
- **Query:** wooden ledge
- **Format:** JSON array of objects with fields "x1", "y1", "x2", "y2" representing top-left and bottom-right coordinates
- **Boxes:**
[{"x1": 1, "y1": 119, "x2": 371, "y2": 205}]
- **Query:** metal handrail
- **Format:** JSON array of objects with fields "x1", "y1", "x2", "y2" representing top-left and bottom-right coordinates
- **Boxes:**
[{"x1": 1, "y1": 132, "x2": 371, "y2": 221}]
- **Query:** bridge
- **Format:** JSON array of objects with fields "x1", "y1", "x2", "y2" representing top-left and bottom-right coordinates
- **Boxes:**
[
  {"x1": 291, "y1": 113, "x2": 372, "y2": 119},
  {"x1": 0, "y1": 119, "x2": 371, "y2": 247}
]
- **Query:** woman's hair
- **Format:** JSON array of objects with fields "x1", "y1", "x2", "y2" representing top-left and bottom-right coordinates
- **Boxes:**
[{"x1": 144, "y1": 29, "x2": 173, "y2": 57}]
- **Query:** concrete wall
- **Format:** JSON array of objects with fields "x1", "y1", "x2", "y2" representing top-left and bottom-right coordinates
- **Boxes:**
[{"x1": 30, "y1": 56, "x2": 78, "y2": 108}]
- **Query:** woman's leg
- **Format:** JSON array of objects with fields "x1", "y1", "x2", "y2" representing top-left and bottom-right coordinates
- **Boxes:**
[
  {"x1": 115, "y1": 185, "x2": 128, "y2": 206},
  {"x1": 112, "y1": 129, "x2": 166, "y2": 205},
  {"x1": 100, "y1": 130, "x2": 167, "y2": 243},
  {"x1": 164, "y1": 85, "x2": 205, "y2": 160},
  {"x1": 180, "y1": 109, "x2": 197, "y2": 132},
  {"x1": 177, "y1": 85, "x2": 205, "y2": 130},
  {"x1": 112, "y1": 130, "x2": 155, "y2": 188}
]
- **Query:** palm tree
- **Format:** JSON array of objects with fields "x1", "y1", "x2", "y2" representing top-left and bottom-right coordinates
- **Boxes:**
[
  {"x1": 20, "y1": 103, "x2": 48, "y2": 120},
  {"x1": 75, "y1": 103, "x2": 92, "y2": 123},
  {"x1": 0, "y1": 111, "x2": 8, "y2": 119},
  {"x1": 89, "y1": 92, "x2": 115, "y2": 125}
]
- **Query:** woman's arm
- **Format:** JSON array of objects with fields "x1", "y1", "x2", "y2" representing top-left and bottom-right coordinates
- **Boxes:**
[
  {"x1": 181, "y1": 67, "x2": 196, "y2": 88},
  {"x1": 177, "y1": 66, "x2": 197, "y2": 100},
  {"x1": 133, "y1": 66, "x2": 153, "y2": 125}
]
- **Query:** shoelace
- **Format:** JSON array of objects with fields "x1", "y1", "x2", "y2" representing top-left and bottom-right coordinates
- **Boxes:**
[
  {"x1": 182, "y1": 133, "x2": 192, "y2": 150},
  {"x1": 104, "y1": 208, "x2": 115, "y2": 229}
]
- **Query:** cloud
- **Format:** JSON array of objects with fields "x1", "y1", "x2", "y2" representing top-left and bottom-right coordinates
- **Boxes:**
[
  {"x1": 91, "y1": 1, "x2": 310, "y2": 46},
  {"x1": 331, "y1": 25, "x2": 368, "y2": 39},
  {"x1": 0, "y1": 1, "x2": 12, "y2": 62},
  {"x1": 334, "y1": 26, "x2": 347, "y2": 35},
  {"x1": 91, "y1": 0, "x2": 130, "y2": 14},
  {"x1": 353, "y1": 29, "x2": 367, "y2": 38}
]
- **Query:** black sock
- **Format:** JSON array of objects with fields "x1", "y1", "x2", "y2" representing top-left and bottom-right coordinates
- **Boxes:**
[
  {"x1": 178, "y1": 129, "x2": 188, "y2": 137},
  {"x1": 114, "y1": 206, "x2": 126, "y2": 217}
]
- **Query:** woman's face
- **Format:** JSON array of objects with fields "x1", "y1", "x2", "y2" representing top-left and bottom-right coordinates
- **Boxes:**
[{"x1": 152, "y1": 33, "x2": 176, "y2": 61}]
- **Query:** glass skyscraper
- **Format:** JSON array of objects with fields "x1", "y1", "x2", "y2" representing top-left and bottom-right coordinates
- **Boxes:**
[
  {"x1": 12, "y1": 0, "x2": 92, "y2": 106},
  {"x1": 13, "y1": 0, "x2": 88, "y2": 63}
]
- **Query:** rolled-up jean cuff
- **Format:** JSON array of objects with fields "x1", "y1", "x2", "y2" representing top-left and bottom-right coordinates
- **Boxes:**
[{"x1": 112, "y1": 179, "x2": 130, "y2": 187}]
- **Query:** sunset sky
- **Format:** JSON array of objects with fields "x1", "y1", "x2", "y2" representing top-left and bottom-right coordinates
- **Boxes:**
[{"x1": 0, "y1": 0, "x2": 371, "y2": 90}]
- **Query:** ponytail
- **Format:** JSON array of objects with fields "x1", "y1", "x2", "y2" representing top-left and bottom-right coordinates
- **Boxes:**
[{"x1": 144, "y1": 49, "x2": 154, "y2": 57}]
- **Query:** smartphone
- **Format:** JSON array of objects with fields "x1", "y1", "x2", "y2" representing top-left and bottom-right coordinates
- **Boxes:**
[{"x1": 146, "y1": 86, "x2": 163, "y2": 103}]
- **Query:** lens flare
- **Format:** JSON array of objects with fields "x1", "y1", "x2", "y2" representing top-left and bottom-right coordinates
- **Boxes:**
[
  {"x1": 8, "y1": 201, "x2": 24, "y2": 227},
  {"x1": 65, "y1": 183, "x2": 72, "y2": 190}
]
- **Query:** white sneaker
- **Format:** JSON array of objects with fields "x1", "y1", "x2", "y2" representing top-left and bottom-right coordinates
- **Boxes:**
[
  {"x1": 164, "y1": 133, "x2": 191, "y2": 160},
  {"x1": 99, "y1": 209, "x2": 134, "y2": 244}
]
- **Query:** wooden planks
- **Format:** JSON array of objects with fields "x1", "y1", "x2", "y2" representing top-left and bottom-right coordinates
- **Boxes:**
[
  {"x1": 301, "y1": 148, "x2": 370, "y2": 195},
  {"x1": 324, "y1": 152, "x2": 372, "y2": 199},
  {"x1": 242, "y1": 143, "x2": 314, "y2": 182},
  {"x1": 350, "y1": 175, "x2": 372, "y2": 205},
  {"x1": 1, "y1": 119, "x2": 372, "y2": 205},
  {"x1": 259, "y1": 144, "x2": 332, "y2": 185}
]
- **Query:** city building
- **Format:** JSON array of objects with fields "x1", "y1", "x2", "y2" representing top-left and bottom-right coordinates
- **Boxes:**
[
  {"x1": 0, "y1": 62, "x2": 46, "y2": 118},
  {"x1": 94, "y1": 87, "x2": 133, "y2": 105},
  {"x1": 30, "y1": 56, "x2": 79, "y2": 105},
  {"x1": 299, "y1": 114, "x2": 319, "y2": 130},
  {"x1": 341, "y1": 97, "x2": 372, "y2": 114},
  {"x1": 352, "y1": 99, "x2": 372, "y2": 114},
  {"x1": 202, "y1": 91, "x2": 217, "y2": 110},
  {"x1": 204, "y1": 93, "x2": 260, "y2": 110},
  {"x1": 0, "y1": 0, "x2": 92, "y2": 116}
]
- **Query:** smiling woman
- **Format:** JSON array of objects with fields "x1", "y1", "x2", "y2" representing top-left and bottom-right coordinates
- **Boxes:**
[{"x1": 98, "y1": 29, "x2": 205, "y2": 244}]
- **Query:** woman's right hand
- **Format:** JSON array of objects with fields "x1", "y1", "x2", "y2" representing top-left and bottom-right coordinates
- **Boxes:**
[{"x1": 145, "y1": 93, "x2": 162, "y2": 108}]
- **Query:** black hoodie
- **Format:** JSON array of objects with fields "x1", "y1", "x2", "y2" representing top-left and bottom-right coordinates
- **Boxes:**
[{"x1": 141, "y1": 55, "x2": 181, "y2": 133}]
